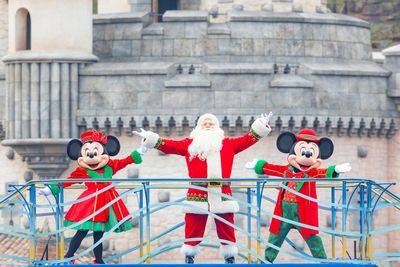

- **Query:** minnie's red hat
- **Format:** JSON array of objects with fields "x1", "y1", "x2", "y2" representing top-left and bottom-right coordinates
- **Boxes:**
[
  {"x1": 295, "y1": 128, "x2": 320, "y2": 142},
  {"x1": 80, "y1": 130, "x2": 108, "y2": 145}
]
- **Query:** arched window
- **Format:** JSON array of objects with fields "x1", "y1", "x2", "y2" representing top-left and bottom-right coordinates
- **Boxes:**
[{"x1": 15, "y1": 8, "x2": 31, "y2": 51}]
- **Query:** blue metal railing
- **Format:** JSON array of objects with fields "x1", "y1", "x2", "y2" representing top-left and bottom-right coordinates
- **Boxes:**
[{"x1": 0, "y1": 178, "x2": 398, "y2": 266}]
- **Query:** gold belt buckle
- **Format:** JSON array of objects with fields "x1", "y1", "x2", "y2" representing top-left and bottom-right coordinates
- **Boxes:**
[{"x1": 208, "y1": 179, "x2": 222, "y2": 188}]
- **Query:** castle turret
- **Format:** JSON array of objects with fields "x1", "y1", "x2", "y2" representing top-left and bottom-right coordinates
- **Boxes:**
[{"x1": 1, "y1": 0, "x2": 97, "y2": 178}]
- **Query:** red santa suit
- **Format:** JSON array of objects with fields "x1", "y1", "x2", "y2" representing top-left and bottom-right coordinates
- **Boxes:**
[{"x1": 142, "y1": 114, "x2": 271, "y2": 258}]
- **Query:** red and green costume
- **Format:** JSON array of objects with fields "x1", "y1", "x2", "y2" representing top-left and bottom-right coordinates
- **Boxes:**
[
  {"x1": 51, "y1": 150, "x2": 142, "y2": 232},
  {"x1": 254, "y1": 161, "x2": 338, "y2": 262}
]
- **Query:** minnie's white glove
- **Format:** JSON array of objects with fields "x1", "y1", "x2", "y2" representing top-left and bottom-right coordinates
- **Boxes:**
[
  {"x1": 38, "y1": 187, "x2": 52, "y2": 196},
  {"x1": 259, "y1": 112, "x2": 273, "y2": 125},
  {"x1": 335, "y1": 163, "x2": 352, "y2": 173},
  {"x1": 245, "y1": 158, "x2": 259, "y2": 169},
  {"x1": 137, "y1": 145, "x2": 148, "y2": 156}
]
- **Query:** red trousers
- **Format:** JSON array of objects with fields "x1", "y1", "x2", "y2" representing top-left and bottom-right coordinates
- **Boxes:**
[{"x1": 184, "y1": 213, "x2": 236, "y2": 246}]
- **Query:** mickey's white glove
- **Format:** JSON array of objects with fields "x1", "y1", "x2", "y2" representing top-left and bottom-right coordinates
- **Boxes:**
[
  {"x1": 335, "y1": 163, "x2": 352, "y2": 173},
  {"x1": 132, "y1": 128, "x2": 160, "y2": 149},
  {"x1": 259, "y1": 112, "x2": 273, "y2": 125},
  {"x1": 38, "y1": 187, "x2": 52, "y2": 196},
  {"x1": 245, "y1": 158, "x2": 259, "y2": 169},
  {"x1": 137, "y1": 145, "x2": 148, "y2": 156}
]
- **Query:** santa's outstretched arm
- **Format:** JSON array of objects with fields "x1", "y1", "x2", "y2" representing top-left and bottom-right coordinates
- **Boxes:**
[
  {"x1": 133, "y1": 128, "x2": 189, "y2": 156},
  {"x1": 230, "y1": 112, "x2": 273, "y2": 154}
]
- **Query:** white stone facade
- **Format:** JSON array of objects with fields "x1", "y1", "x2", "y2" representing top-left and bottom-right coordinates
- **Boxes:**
[
  {"x1": 7, "y1": 0, "x2": 93, "y2": 54},
  {"x1": 0, "y1": 0, "x2": 8, "y2": 70}
]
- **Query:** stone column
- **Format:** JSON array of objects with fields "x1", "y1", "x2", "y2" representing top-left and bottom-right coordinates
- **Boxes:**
[
  {"x1": 1, "y1": 51, "x2": 98, "y2": 178},
  {"x1": 30, "y1": 63, "x2": 40, "y2": 138},
  {"x1": 40, "y1": 63, "x2": 50, "y2": 138}
]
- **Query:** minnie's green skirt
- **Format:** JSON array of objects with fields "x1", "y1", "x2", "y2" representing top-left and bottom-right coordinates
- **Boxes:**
[{"x1": 64, "y1": 207, "x2": 133, "y2": 233}]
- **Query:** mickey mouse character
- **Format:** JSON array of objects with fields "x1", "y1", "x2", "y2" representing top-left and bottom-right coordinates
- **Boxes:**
[
  {"x1": 39, "y1": 130, "x2": 146, "y2": 264},
  {"x1": 246, "y1": 128, "x2": 351, "y2": 263}
]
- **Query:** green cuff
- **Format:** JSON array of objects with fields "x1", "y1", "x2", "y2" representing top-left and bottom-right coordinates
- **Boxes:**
[
  {"x1": 326, "y1": 165, "x2": 337, "y2": 178},
  {"x1": 255, "y1": 160, "x2": 267, "y2": 175},
  {"x1": 131, "y1": 150, "x2": 143, "y2": 164},
  {"x1": 249, "y1": 129, "x2": 262, "y2": 140},
  {"x1": 50, "y1": 184, "x2": 60, "y2": 195},
  {"x1": 154, "y1": 137, "x2": 162, "y2": 149}
]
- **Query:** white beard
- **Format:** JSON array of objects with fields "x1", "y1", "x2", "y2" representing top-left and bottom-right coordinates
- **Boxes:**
[{"x1": 188, "y1": 127, "x2": 224, "y2": 161}]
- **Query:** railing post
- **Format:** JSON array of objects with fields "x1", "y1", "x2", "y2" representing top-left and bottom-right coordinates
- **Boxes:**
[
  {"x1": 359, "y1": 183, "x2": 366, "y2": 260},
  {"x1": 246, "y1": 187, "x2": 252, "y2": 263},
  {"x1": 139, "y1": 186, "x2": 144, "y2": 261},
  {"x1": 256, "y1": 182, "x2": 262, "y2": 263},
  {"x1": 58, "y1": 184, "x2": 65, "y2": 262},
  {"x1": 341, "y1": 181, "x2": 347, "y2": 260},
  {"x1": 29, "y1": 184, "x2": 37, "y2": 263},
  {"x1": 366, "y1": 182, "x2": 373, "y2": 260},
  {"x1": 144, "y1": 182, "x2": 151, "y2": 264},
  {"x1": 331, "y1": 186, "x2": 336, "y2": 259}
]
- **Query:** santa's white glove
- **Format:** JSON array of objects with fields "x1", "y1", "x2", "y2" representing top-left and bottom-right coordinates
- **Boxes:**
[
  {"x1": 38, "y1": 187, "x2": 52, "y2": 196},
  {"x1": 335, "y1": 163, "x2": 352, "y2": 173},
  {"x1": 133, "y1": 128, "x2": 147, "y2": 139},
  {"x1": 137, "y1": 145, "x2": 148, "y2": 156},
  {"x1": 259, "y1": 112, "x2": 273, "y2": 125},
  {"x1": 245, "y1": 158, "x2": 259, "y2": 169},
  {"x1": 132, "y1": 128, "x2": 160, "y2": 149}
]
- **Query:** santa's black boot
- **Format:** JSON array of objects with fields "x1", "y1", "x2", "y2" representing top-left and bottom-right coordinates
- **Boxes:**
[
  {"x1": 224, "y1": 256, "x2": 235, "y2": 264},
  {"x1": 185, "y1": 255, "x2": 195, "y2": 264}
]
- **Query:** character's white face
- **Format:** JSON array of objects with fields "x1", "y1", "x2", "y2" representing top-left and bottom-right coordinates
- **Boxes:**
[
  {"x1": 201, "y1": 119, "x2": 216, "y2": 131},
  {"x1": 77, "y1": 142, "x2": 109, "y2": 170}
]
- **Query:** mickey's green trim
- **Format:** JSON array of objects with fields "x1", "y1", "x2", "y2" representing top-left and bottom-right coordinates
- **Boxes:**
[
  {"x1": 326, "y1": 165, "x2": 337, "y2": 178},
  {"x1": 154, "y1": 137, "x2": 163, "y2": 149},
  {"x1": 249, "y1": 129, "x2": 262, "y2": 140},
  {"x1": 50, "y1": 184, "x2": 60, "y2": 195},
  {"x1": 131, "y1": 150, "x2": 142, "y2": 164},
  {"x1": 255, "y1": 160, "x2": 267, "y2": 175}
]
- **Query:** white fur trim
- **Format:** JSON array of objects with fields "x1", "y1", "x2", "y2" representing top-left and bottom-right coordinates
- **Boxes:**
[
  {"x1": 181, "y1": 200, "x2": 209, "y2": 214},
  {"x1": 251, "y1": 118, "x2": 271, "y2": 137},
  {"x1": 209, "y1": 200, "x2": 240, "y2": 214},
  {"x1": 142, "y1": 131, "x2": 160, "y2": 149},
  {"x1": 219, "y1": 244, "x2": 238, "y2": 258},
  {"x1": 197, "y1": 113, "x2": 220, "y2": 129},
  {"x1": 181, "y1": 244, "x2": 200, "y2": 256}
]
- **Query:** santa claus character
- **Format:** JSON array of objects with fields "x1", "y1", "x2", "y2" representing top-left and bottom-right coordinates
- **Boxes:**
[{"x1": 134, "y1": 112, "x2": 273, "y2": 264}]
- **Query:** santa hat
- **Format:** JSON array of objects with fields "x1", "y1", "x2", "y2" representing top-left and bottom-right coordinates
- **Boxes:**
[
  {"x1": 80, "y1": 130, "x2": 108, "y2": 145},
  {"x1": 295, "y1": 128, "x2": 320, "y2": 142},
  {"x1": 196, "y1": 113, "x2": 220, "y2": 129}
]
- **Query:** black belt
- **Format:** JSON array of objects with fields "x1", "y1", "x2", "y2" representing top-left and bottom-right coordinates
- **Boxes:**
[{"x1": 190, "y1": 181, "x2": 231, "y2": 187}]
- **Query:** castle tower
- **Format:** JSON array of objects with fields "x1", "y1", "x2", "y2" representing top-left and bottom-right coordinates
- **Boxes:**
[{"x1": 1, "y1": 0, "x2": 97, "y2": 178}]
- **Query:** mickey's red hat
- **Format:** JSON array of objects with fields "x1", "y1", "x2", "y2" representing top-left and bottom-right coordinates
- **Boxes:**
[
  {"x1": 295, "y1": 128, "x2": 320, "y2": 142},
  {"x1": 80, "y1": 130, "x2": 108, "y2": 144}
]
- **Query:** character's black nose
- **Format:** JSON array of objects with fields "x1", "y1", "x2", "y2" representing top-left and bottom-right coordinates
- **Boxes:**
[
  {"x1": 305, "y1": 151, "x2": 312, "y2": 158},
  {"x1": 89, "y1": 153, "x2": 94, "y2": 158}
]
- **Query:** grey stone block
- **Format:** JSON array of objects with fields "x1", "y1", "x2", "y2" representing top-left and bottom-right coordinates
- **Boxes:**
[
  {"x1": 163, "y1": 22, "x2": 185, "y2": 38},
  {"x1": 241, "y1": 92, "x2": 266, "y2": 108},
  {"x1": 215, "y1": 91, "x2": 241, "y2": 108},
  {"x1": 184, "y1": 22, "x2": 207, "y2": 38},
  {"x1": 112, "y1": 40, "x2": 132, "y2": 57},
  {"x1": 138, "y1": 92, "x2": 162, "y2": 108}
]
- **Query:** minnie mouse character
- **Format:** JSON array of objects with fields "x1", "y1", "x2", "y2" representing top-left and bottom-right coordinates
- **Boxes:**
[
  {"x1": 39, "y1": 130, "x2": 146, "y2": 264},
  {"x1": 246, "y1": 128, "x2": 351, "y2": 263}
]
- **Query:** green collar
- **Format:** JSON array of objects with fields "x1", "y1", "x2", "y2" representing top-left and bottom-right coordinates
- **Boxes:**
[{"x1": 86, "y1": 165, "x2": 113, "y2": 179}]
